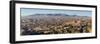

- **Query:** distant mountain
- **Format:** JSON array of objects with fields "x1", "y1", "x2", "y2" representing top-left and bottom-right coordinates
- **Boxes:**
[
  {"x1": 22, "y1": 13, "x2": 91, "y2": 20},
  {"x1": 28, "y1": 13, "x2": 71, "y2": 16}
]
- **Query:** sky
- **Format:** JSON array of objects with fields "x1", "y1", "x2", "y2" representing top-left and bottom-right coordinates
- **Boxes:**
[{"x1": 20, "y1": 8, "x2": 92, "y2": 17}]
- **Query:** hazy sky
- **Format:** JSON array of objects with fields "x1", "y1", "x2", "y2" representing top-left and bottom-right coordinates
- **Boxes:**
[{"x1": 21, "y1": 8, "x2": 92, "y2": 16}]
